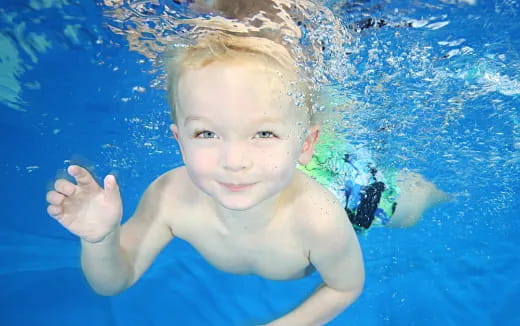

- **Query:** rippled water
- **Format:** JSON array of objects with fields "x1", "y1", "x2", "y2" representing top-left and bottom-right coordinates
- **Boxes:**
[{"x1": 1, "y1": 0, "x2": 519, "y2": 325}]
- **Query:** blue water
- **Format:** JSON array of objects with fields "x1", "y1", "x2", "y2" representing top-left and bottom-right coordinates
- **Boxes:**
[{"x1": 1, "y1": 0, "x2": 519, "y2": 325}]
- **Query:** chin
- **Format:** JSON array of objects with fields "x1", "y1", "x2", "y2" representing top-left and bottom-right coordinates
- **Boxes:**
[
  {"x1": 217, "y1": 189, "x2": 280, "y2": 211},
  {"x1": 217, "y1": 197, "x2": 261, "y2": 211}
]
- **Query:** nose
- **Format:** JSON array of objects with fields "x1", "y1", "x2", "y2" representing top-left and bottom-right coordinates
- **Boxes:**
[{"x1": 221, "y1": 141, "x2": 253, "y2": 171}]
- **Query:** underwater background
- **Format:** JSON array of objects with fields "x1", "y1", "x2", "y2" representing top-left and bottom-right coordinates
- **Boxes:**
[{"x1": 0, "y1": 0, "x2": 519, "y2": 325}]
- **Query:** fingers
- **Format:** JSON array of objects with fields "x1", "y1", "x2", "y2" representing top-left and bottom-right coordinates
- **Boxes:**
[
  {"x1": 68, "y1": 165, "x2": 96, "y2": 187},
  {"x1": 47, "y1": 165, "x2": 104, "y2": 223},
  {"x1": 46, "y1": 190, "x2": 65, "y2": 205},
  {"x1": 103, "y1": 174, "x2": 121, "y2": 202},
  {"x1": 47, "y1": 205, "x2": 62, "y2": 218},
  {"x1": 54, "y1": 178, "x2": 76, "y2": 196},
  {"x1": 46, "y1": 188, "x2": 66, "y2": 220}
]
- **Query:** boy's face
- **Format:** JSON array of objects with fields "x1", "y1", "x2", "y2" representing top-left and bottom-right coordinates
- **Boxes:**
[{"x1": 171, "y1": 59, "x2": 318, "y2": 211}]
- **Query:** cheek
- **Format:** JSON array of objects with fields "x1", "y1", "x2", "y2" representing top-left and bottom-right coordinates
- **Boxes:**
[
  {"x1": 183, "y1": 147, "x2": 219, "y2": 175},
  {"x1": 256, "y1": 144, "x2": 299, "y2": 175}
]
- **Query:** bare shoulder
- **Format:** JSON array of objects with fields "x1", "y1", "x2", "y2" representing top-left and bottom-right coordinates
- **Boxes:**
[
  {"x1": 149, "y1": 166, "x2": 197, "y2": 203},
  {"x1": 120, "y1": 166, "x2": 198, "y2": 249},
  {"x1": 134, "y1": 166, "x2": 197, "y2": 224},
  {"x1": 148, "y1": 166, "x2": 209, "y2": 232},
  {"x1": 289, "y1": 170, "x2": 348, "y2": 236},
  {"x1": 118, "y1": 166, "x2": 196, "y2": 284},
  {"x1": 150, "y1": 166, "x2": 187, "y2": 191}
]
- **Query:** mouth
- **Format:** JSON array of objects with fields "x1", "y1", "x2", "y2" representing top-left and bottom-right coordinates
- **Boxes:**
[{"x1": 218, "y1": 182, "x2": 257, "y2": 192}]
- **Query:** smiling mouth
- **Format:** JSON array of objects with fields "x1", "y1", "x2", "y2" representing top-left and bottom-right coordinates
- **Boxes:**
[{"x1": 219, "y1": 182, "x2": 257, "y2": 192}]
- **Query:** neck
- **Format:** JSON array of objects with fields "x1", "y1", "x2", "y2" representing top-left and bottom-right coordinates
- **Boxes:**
[{"x1": 214, "y1": 193, "x2": 282, "y2": 234}]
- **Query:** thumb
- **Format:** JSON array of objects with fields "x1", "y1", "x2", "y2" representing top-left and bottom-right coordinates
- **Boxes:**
[{"x1": 103, "y1": 174, "x2": 121, "y2": 202}]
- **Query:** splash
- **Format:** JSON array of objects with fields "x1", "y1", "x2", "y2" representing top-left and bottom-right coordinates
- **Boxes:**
[{"x1": 101, "y1": 0, "x2": 357, "y2": 89}]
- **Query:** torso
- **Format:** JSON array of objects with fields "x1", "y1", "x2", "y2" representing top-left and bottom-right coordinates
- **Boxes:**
[{"x1": 159, "y1": 167, "x2": 318, "y2": 280}]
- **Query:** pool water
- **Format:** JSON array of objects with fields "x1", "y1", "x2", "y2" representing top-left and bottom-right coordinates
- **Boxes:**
[{"x1": 0, "y1": 0, "x2": 519, "y2": 325}]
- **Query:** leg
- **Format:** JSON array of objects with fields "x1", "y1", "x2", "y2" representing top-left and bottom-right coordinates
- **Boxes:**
[{"x1": 386, "y1": 170, "x2": 450, "y2": 228}]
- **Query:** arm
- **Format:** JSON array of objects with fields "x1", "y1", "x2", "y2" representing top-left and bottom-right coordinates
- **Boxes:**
[
  {"x1": 47, "y1": 165, "x2": 174, "y2": 296},
  {"x1": 81, "y1": 173, "x2": 174, "y2": 295},
  {"x1": 268, "y1": 196, "x2": 365, "y2": 326},
  {"x1": 265, "y1": 283, "x2": 362, "y2": 326}
]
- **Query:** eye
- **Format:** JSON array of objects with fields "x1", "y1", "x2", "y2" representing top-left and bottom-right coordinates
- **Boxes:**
[
  {"x1": 255, "y1": 131, "x2": 276, "y2": 139},
  {"x1": 194, "y1": 130, "x2": 217, "y2": 139}
]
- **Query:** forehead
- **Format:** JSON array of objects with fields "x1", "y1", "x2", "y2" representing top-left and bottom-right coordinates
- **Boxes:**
[
  {"x1": 177, "y1": 59, "x2": 302, "y2": 119},
  {"x1": 180, "y1": 57, "x2": 294, "y2": 92}
]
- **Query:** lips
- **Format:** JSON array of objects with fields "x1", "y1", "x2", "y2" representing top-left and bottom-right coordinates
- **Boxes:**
[{"x1": 219, "y1": 182, "x2": 256, "y2": 192}]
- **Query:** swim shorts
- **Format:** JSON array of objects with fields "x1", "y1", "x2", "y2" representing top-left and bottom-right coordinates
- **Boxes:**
[{"x1": 299, "y1": 133, "x2": 399, "y2": 232}]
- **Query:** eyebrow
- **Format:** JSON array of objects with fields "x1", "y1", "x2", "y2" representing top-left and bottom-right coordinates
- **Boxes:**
[
  {"x1": 183, "y1": 115, "x2": 283, "y2": 127},
  {"x1": 183, "y1": 116, "x2": 206, "y2": 127}
]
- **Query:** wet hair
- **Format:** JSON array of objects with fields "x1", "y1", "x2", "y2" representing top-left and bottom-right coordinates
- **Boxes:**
[{"x1": 165, "y1": 32, "x2": 313, "y2": 123}]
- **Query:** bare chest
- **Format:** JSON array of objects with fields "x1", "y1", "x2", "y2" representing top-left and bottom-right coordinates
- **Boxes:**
[{"x1": 173, "y1": 214, "x2": 314, "y2": 280}]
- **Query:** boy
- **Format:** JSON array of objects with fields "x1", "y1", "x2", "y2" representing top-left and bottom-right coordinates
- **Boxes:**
[{"x1": 46, "y1": 33, "x2": 365, "y2": 325}]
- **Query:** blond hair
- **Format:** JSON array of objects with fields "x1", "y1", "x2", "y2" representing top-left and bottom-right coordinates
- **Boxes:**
[{"x1": 165, "y1": 32, "x2": 313, "y2": 123}]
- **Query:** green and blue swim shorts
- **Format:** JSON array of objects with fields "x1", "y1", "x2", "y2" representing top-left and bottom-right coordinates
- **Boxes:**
[{"x1": 299, "y1": 133, "x2": 399, "y2": 232}]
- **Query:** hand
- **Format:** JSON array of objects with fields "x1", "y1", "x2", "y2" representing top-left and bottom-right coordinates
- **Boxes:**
[{"x1": 46, "y1": 165, "x2": 123, "y2": 243}]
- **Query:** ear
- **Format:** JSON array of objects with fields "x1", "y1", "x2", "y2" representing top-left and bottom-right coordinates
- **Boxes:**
[
  {"x1": 298, "y1": 125, "x2": 321, "y2": 165},
  {"x1": 170, "y1": 124, "x2": 186, "y2": 161},
  {"x1": 170, "y1": 123, "x2": 180, "y2": 140}
]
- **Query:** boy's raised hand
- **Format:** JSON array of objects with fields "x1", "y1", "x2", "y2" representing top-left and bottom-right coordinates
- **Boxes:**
[{"x1": 46, "y1": 165, "x2": 123, "y2": 243}]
